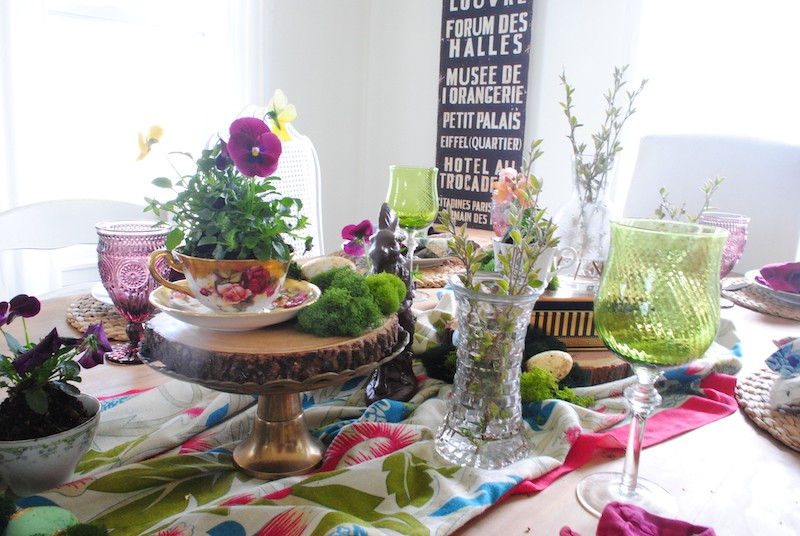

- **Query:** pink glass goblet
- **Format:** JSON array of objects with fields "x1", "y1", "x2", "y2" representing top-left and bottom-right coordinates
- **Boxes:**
[
  {"x1": 96, "y1": 220, "x2": 173, "y2": 365},
  {"x1": 697, "y1": 212, "x2": 750, "y2": 278}
]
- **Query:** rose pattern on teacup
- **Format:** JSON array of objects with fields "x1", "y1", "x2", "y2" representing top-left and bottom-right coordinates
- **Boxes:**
[
  {"x1": 148, "y1": 250, "x2": 291, "y2": 314},
  {"x1": 194, "y1": 266, "x2": 283, "y2": 312}
]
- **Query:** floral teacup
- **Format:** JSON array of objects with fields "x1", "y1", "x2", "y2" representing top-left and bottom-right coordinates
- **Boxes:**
[{"x1": 148, "y1": 250, "x2": 290, "y2": 314}]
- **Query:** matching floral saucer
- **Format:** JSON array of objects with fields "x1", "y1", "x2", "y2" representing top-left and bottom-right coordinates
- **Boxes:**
[{"x1": 149, "y1": 279, "x2": 320, "y2": 331}]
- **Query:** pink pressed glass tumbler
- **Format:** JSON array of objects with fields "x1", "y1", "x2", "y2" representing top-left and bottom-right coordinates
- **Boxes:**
[
  {"x1": 96, "y1": 220, "x2": 173, "y2": 364},
  {"x1": 697, "y1": 212, "x2": 750, "y2": 278}
]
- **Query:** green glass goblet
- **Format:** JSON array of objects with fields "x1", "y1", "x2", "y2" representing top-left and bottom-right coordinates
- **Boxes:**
[
  {"x1": 385, "y1": 165, "x2": 439, "y2": 286},
  {"x1": 576, "y1": 218, "x2": 727, "y2": 518}
]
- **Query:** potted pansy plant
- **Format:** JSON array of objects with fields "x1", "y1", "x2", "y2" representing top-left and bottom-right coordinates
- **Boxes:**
[
  {"x1": 144, "y1": 90, "x2": 313, "y2": 314},
  {"x1": 0, "y1": 294, "x2": 111, "y2": 496}
]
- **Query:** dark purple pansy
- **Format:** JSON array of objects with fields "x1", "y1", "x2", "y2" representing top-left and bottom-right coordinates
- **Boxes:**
[
  {"x1": 1, "y1": 294, "x2": 41, "y2": 326},
  {"x1": 227, "y1": 117, "x2": 282, "y2": 178},
  {"x1": 215, "y1": 140, "x2": 231, "y2": 171},
  {"x1": 12, "y1": 328, "x2": 62, "y2": 375},
  {"x1": 76, "y1": 323, "x2": 112, "y2": 369}
]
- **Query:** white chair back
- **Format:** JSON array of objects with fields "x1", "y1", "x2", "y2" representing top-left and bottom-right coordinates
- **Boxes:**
[
  {"x1": 623, "y1": 134, "x2": 800, "y2": 272},
  {"x1": 0, "y1": 199, "x2": 157, "y2": 296},
  {"x1": 237, "y1": 107, "x2": 324, "y2": 259},
  {"x1": 273, "y1": 124, "x2": 324, "y2": 258}
]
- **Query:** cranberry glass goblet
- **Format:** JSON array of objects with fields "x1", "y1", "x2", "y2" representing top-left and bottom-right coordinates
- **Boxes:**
[
  {"x1": 96, "y1": 220, "x2": 173, "y2": 364},
  {"x1": 696, "y1": 212, "x2": 749, "y2": 278}
]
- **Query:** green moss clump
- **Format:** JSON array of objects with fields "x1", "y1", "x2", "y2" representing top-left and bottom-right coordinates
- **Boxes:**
[
  {"x1": 309, "y1": 266, "x2": 354, "y2": 293},
  {"x1": 520, "y1": 367, "x2": 594, "y2": 407},
  {"x1": 555, "y1": 387, "x2": 594, "y2": 407},
  {"x1": 520, "y1": 367, "x2": 559, "y2": 403},
  {"x1": 297, "y1": 287, "x2": 383, "y2": 337},
  {"x1": 310, "y1": 266, "x2": 369, "y2": 298},
  {"x1": 365, "y1": 273, "x2": 406, "y2": 315}
]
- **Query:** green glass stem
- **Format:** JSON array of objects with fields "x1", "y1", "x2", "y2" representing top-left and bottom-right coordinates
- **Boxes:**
[{"x1": 620, "y1": 366, "x2": 662, "y2": 496}]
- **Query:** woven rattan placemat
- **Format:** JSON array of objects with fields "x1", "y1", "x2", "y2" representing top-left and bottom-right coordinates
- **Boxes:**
[
  {"x1": 416, "y1": 258, "x2": 465, "y2": 289},
  {"x1": 328, "y1": 251, "x2": 465, "y2": 289},
  {"x1": 735, "y1": 367, "x2": 800, "y2": 452},
  {"x1": 721, "y1": 276, "x2": 800, "y2": 322},
  {"x1": 66, "y1": 294, "x2": 129, "y2": 341}
]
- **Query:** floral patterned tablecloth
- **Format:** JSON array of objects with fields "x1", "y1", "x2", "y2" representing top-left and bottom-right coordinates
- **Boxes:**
[{"x1": 12, "y1": 345, "x2": 741, "y2": 536}]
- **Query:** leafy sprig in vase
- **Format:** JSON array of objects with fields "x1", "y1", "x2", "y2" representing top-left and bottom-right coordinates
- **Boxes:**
[
  {"x1": 555, "y1": 65, "x2": 647, "y2": 293},
  {"x1": 434, "y1": 140, "x2": 556, "y2": 469}
]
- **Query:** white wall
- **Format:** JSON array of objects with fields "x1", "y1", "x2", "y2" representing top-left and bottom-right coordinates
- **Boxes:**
[
  {"x1": 259, "y1": 0, "x2": 442, "y2": 252},
  {"x1": 259, "y1": 0, "x2": 644, "y2": 252}
]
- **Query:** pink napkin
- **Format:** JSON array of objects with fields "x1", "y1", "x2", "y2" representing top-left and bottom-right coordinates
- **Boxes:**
[
  {"x1": 756, "y1": 262, "x2": 800, "y2": 293},
  {"x1": 560, "y1": 502, "x2": 716, "y2": 536}
]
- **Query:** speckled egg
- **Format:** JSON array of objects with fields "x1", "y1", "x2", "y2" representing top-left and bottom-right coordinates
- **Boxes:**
[{"x1": 526, "y1": 350, "x2": 574, "y2": 380}]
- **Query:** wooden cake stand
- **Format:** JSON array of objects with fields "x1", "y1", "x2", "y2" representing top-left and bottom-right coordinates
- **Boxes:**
[{"x1": 140, "y1": 313, "x2": 408, "y2": 479}]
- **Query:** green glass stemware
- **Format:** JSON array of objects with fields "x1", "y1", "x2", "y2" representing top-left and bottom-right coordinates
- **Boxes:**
[
  {"x1": 576, "y1": 218, "x2": 727, "y2": 518},
  {"x1": 385, "y1": 165, "x2": 439, "y2": 277}
]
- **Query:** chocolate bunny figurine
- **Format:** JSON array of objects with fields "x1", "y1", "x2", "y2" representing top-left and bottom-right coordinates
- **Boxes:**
[{"x1": 365, "y1": 203, "x2": 418, "y2": 404}]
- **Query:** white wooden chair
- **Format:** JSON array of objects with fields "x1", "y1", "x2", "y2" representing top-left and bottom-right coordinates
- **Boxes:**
[
  {"x1": 0, "y1": 199, "x2": 157, "y2": 297},
  {"x1": 237, "y1": 107, "x2": 325, "y2": 258},
  {"x1": 622, "y1": 134, "x2": 800, "y2": 272}
]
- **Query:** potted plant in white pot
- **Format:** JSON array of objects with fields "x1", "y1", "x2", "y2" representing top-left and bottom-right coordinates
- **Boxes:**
[
  {"x1": 143, "y1": 90, "x2": 312, "y2": 314},
  {"x1": 434, "y1": 140, "x2": 559, "y2": 469},
  {"x1": 0, "y1": 294, "x2": 111, "y2": 496}
]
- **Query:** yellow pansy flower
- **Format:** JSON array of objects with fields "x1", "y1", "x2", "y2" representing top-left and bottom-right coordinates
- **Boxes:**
[
  {"x1": 136, "y1": 125, "x2": 164, "y2": 160},
  {"x1": 265, "y1": 89, "x2": 297, "y2": 141}
]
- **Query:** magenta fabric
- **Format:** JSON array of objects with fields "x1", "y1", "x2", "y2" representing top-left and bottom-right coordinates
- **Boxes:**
[
  {"x1": 501, "y1": 373, "x2": 738, "y2": 500},
  {"x1": 559, "y1": 502, "x2": 716, "y2": 535},
  {"x1": 756, "y1": 262, "x2": 800, "y2": 293}
]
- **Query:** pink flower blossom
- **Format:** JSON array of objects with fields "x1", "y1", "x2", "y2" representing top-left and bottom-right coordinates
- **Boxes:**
[
  {"x1": 257, "y1": 508, "x2": 309, "y2": 536},
  {"x1": 341, "y1": 219, "x2": 374, "y2": 257},
  {"x1": 564, "y1": 426, "x2": 581, "y2": 445},
  {"x1": 220, "y1": 493, "x2": 258, "y2": 506},
  {"x1": 217, "y1": 283, "x2": 252, "y2": 303}
]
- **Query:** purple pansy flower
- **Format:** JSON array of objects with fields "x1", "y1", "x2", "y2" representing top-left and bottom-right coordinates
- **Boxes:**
[
  {"x1": 214, "y1": 139, "x2": 231, "y2": 171},
  {"x1": 0, "y1": 294, "x2": 41, "y2": 326},
  {"x1": 12, "y1": 328, "x2": 63, "y2": 375},
  {"x1": 77, "y1": 323, "x2": 112, "y2": 369},
  {"x1": 342, "y1": 219, "x2": 374, "y2": 257},
  {"x1": 226, "y1": 117, "x2": 282, "y2": 177}
]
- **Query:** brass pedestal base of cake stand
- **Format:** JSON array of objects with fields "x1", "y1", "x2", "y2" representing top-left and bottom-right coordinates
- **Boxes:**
[
  {"x1": 140, "y1": 312, "x2": 408, "y2": 479},
  {"x1": 233, "y1": 393, "x2": 325, "y2": 478}
]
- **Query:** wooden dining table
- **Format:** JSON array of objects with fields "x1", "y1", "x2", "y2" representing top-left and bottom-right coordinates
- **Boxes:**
[{"x1": 3, "y1": 288, "x2": 799, "y2": 535}]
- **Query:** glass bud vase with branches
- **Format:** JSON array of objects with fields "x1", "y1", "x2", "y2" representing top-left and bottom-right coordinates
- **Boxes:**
[
  {"x1": 434, "y1": 140, "x2": 558, "y2": 469},
  {"x1": 555, "y1": 65, "x2": 648, "y2": 293}
]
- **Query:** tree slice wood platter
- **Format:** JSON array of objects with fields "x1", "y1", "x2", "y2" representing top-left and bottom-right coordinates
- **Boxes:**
[
  {"x1": 140, "y1": 314, "x2": 403, "y2": 395},
  {"x1": 570, "y1": 350, "x2": 631, "y2": 386}
]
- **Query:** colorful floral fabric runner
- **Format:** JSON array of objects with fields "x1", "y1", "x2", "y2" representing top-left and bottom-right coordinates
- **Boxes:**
[{"x1": 13, "y1": 345, "x2": 741, "y2": 535}]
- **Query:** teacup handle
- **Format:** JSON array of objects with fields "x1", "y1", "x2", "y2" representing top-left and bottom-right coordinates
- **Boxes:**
[
  {"x1": 148, "y1": 250, "x2": 195, "y2": 297},
  {"x1": 555, "y1": 246, "x2": 578, "y2": 272}
]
